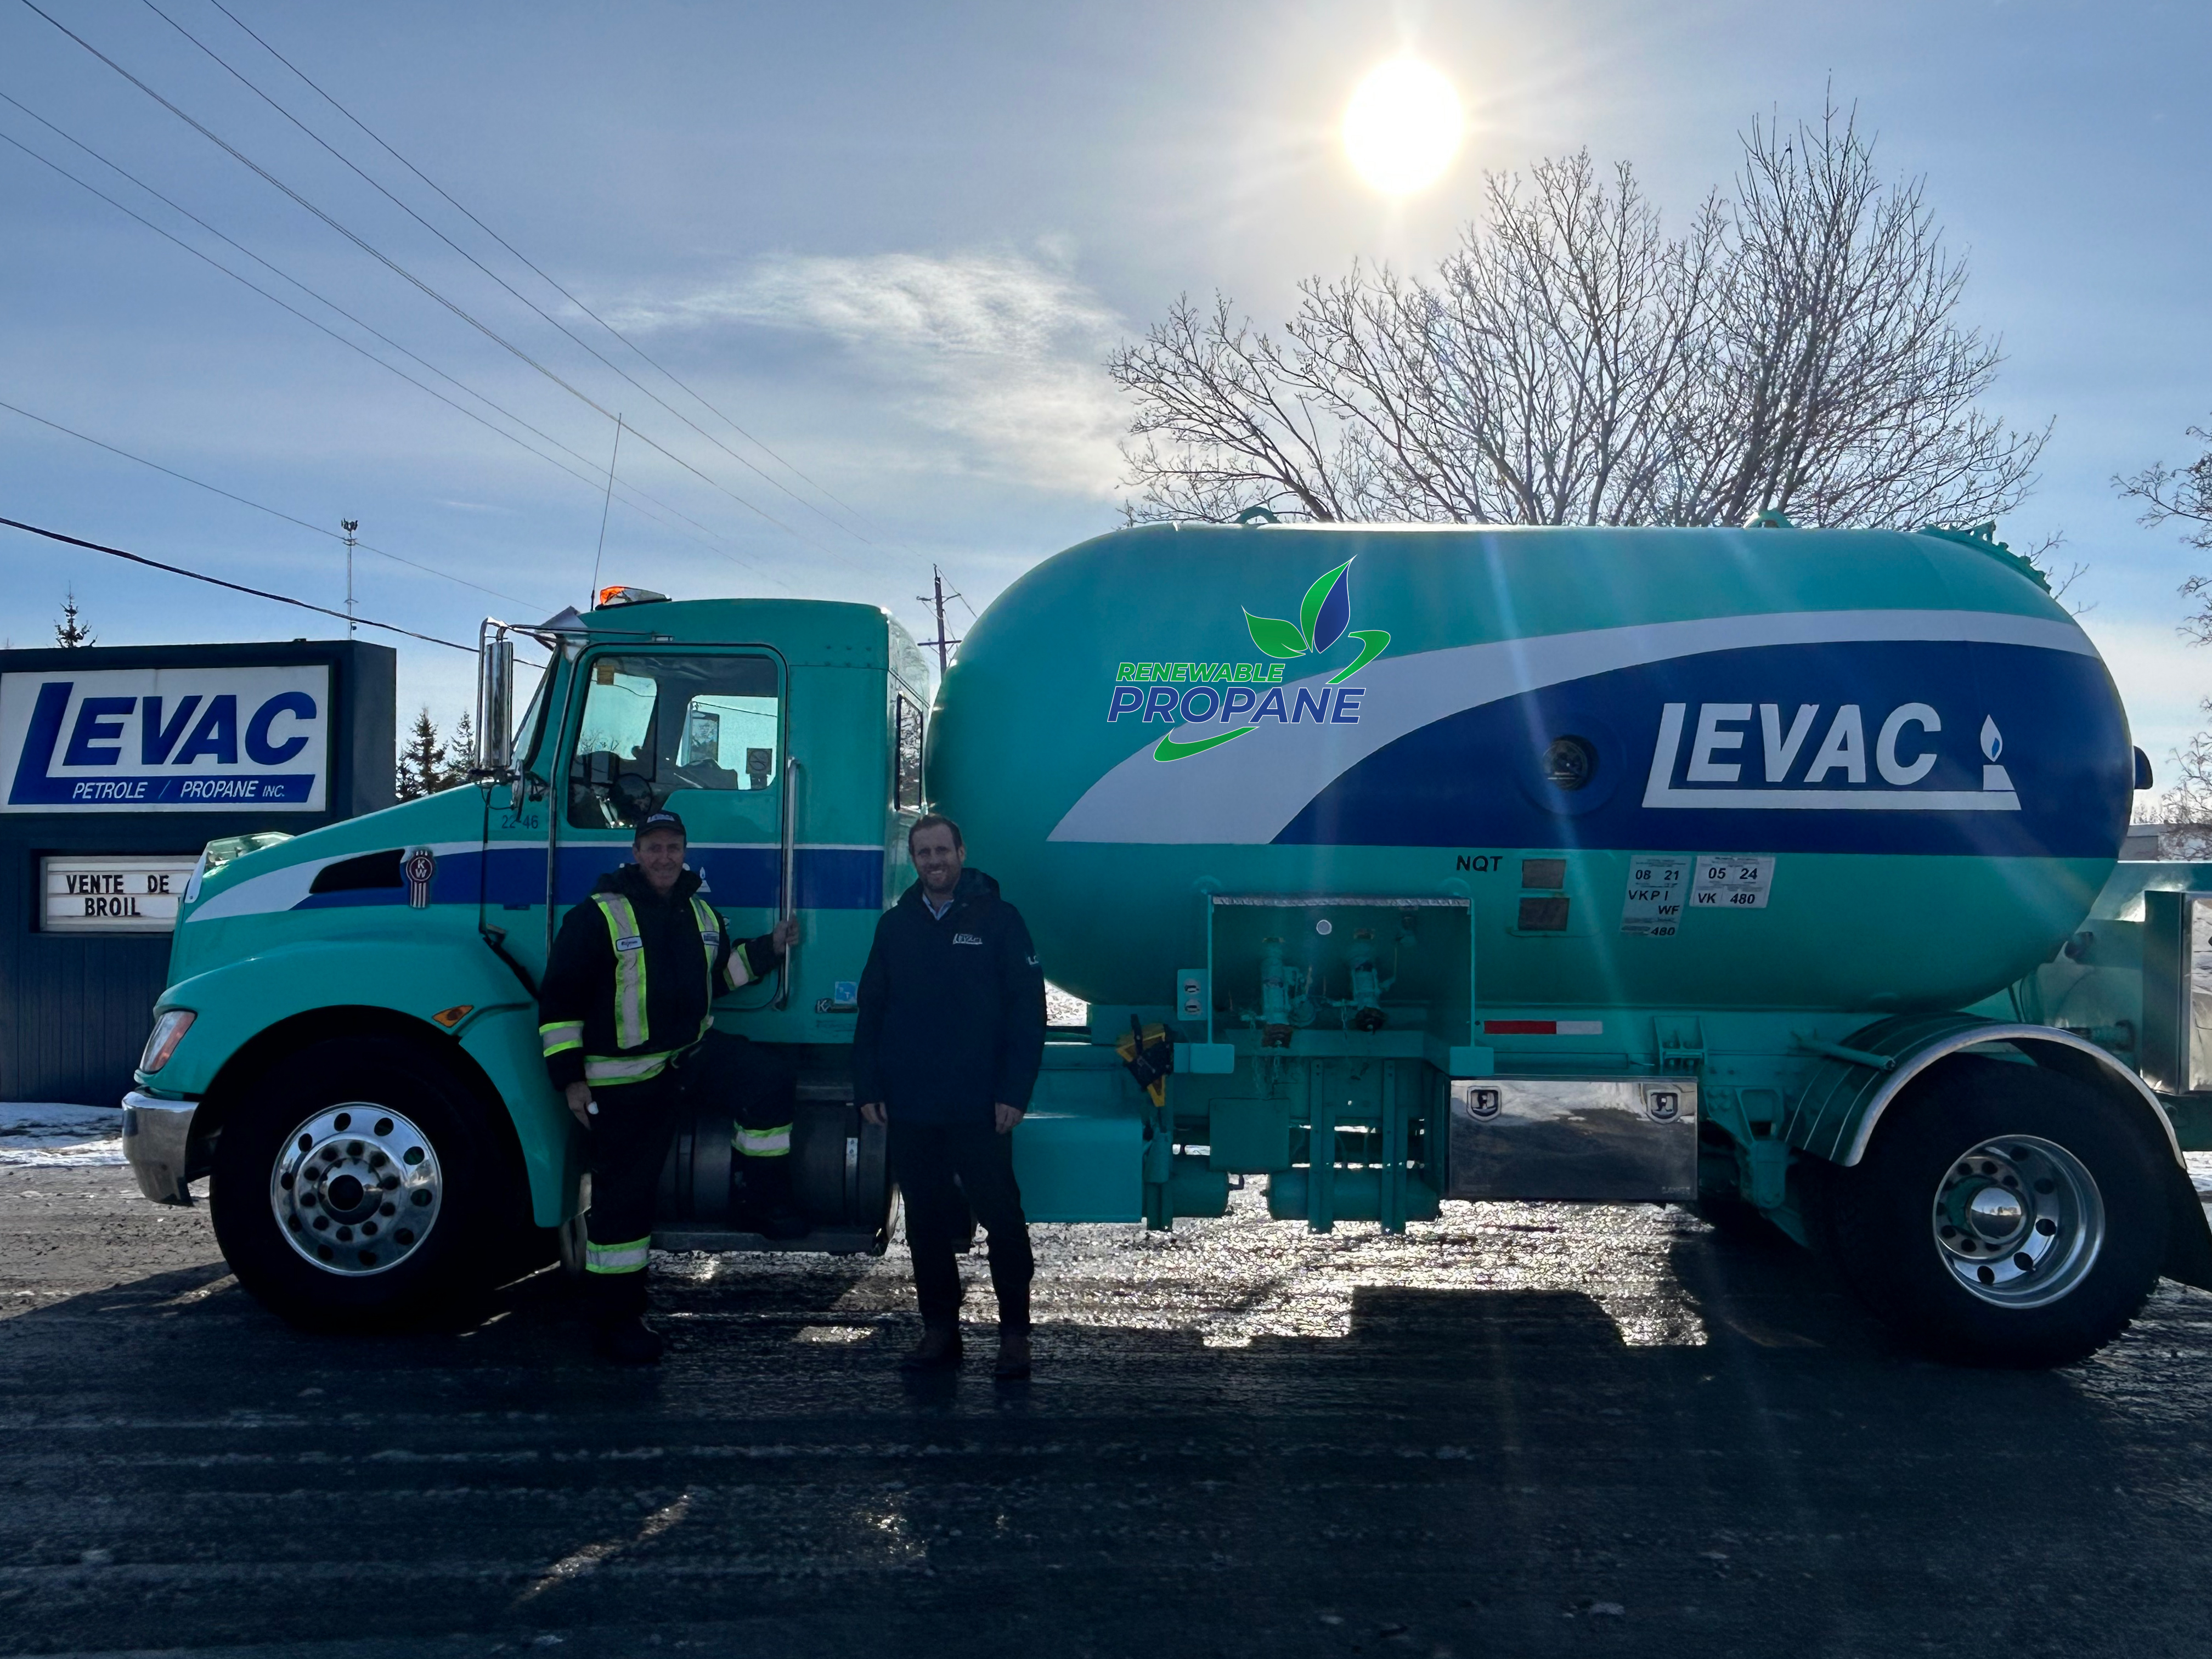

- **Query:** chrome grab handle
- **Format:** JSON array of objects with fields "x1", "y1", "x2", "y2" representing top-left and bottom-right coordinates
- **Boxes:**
[{"x1": 774, "y1": 755, "x2": 799, "y2": 1010}]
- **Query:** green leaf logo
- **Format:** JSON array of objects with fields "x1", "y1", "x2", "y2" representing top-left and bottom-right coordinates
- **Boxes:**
[
  {"x1": 1299, "y1": 559, "x2": 1354, "y2": 652},
  {"x1": 1243, "y1": 611, "x2": 1309, "y2": 659}
]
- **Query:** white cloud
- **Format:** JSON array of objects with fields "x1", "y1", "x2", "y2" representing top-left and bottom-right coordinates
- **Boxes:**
[{"x1": 623, "y1": 248, "x2": 1129, "y2": 497}]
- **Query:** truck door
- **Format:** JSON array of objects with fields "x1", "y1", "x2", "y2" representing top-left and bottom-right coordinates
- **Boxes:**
[{"x1": 557, "y1": 646, "x2": 787, "y2": 992}]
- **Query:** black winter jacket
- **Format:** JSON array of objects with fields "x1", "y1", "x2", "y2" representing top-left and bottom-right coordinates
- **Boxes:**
[
  {"x1": 851, "y1": 868, "x2": 1045, "y2": 1126},
  {"x1": 537, "y1": 864, "x2": 782, "y2": 1090}
]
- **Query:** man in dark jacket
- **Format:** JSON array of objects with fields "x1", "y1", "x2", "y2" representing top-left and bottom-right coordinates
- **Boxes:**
[
  {"x1": 538, "y1": 809, "x2": 796, "y2": 1363},
  {"x1": 855, "y1": 814, "x2": 1046, "y2": 1378}
]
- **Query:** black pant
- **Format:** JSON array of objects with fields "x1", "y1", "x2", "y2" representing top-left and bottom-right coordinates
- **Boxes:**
[
  {"x1": 582, "y1": 1068, "x2": 687, "y2": 1322},
  {"x1": 889, "y1": 1118, "x2": 1033, "y2": 1326}
]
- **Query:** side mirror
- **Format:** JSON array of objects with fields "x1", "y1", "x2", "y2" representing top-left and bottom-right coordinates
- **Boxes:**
[{"x1": 477, "y1": 631, "x2": 515, "y2": 774}]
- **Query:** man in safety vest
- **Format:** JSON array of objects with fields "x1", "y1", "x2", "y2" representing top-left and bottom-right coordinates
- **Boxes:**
[{"x1": 538, "y1": 809, "x2": 798, "y2": 1363}]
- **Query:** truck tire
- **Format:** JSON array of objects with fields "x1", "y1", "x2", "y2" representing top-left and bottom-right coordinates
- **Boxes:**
[
  {"x1": 1822, "y1": 1056, "x2": 2169, "y2": 1367},
  {"x1": 210, "y1": 1035, "x2": 520, "y2": 1329}
]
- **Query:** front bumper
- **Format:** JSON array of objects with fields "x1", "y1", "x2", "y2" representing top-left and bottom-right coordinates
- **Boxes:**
[{"x1": 121, "y1": 1091, "x2": 198, "y2": 1205}]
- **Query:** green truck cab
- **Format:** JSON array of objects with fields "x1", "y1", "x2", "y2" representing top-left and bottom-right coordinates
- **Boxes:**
[{"x1": 122, "y1": 591, "x2": 933, "y2": 1317}]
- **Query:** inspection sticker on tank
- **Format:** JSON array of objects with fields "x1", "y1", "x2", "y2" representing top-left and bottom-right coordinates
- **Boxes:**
[
  {"x1": 1690, "y1": 854, "x2": 1775, "y2": 910},
  {"x1": 1620, "y1": 854, "x2": 1690, "y2": 936}
]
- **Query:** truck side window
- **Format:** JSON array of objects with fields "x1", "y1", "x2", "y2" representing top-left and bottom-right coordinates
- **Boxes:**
[
  {"x1": 894, "y1": 693, "x2": 924, "y2": 811},
  {"x1": 568, "y1": 653, "x2": 780, "y2": 828}
]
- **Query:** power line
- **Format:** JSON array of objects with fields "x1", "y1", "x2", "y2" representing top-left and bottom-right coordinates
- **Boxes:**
[
  {"x1": 0, "y1": 514, "x2": 473, "y2": 650},
  {"x1": 0, "y1": 103, "x2": 787, "y2": 587},
  {"x1": 21, "y1": 0, "x2": 859, "y2": 572},
  {"x1": 153, "y1": 0, "x2": 881, "y2": 557},
  {"x1": 199, "y1": 0, "x2": 896, "y2": 551},
  {"x1": 0, "y1": 394, "x2": 552, "y2": 611}
]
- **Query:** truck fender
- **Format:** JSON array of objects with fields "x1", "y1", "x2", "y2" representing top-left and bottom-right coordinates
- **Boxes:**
[
  {"x1": 157, "y1": 939, "x2": 531, "y2": 1097},
  {"x1": 1786, "y1": 1013, "x2": 2212, "y2": 1291},
  {"x1": 155, "y1": 940, "x2": 577, "y2": 1226}
]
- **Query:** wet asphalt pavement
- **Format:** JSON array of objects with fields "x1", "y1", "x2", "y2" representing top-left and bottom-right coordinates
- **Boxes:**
[{"x1": 5, "y1": 1164, "x2": 2212, "y2": 1659}]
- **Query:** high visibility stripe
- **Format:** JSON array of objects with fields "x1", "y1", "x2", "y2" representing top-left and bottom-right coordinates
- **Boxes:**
[
  {"x1": 539, "y1": 1019, "x2": 584, "y2": 1057},
  {"x1": 733, "y1": 1122, "x2": 792, "y2": 1158},
  {"x1": 725, "y1": 941, "x2": 758, "y2": 991},
  {"x1": 584, "y1": 1051, "x2": 674, "y2": 1084},
  {"x1": 692, "y1": 896, "x2": 720, "y2": 981},
  {"x1": 585, "y1": 1237, "x2": 652, "y2": 1274},
  {"x1": 594, "y1": 894, "x2": 649, "y2": 1049}
]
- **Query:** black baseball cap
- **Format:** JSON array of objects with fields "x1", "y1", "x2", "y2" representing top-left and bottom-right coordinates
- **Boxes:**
[{"x1": 634, "y1": 810, "x2": 687, "y2": 840}]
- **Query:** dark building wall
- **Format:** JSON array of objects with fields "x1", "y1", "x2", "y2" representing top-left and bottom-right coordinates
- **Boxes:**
[{"x1": 0, "y1": 640, "x2": 395, "y2": 1103}]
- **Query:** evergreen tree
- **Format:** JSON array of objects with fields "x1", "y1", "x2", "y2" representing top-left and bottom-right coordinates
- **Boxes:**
[
  {"x1": 53, "y1": 589, "x2": 94, "y2": 649},
  {"x1": 439, "y1": 710, "x2": 477, "y2": 788},
  {"x1": 397, "y1": 708, "x2": 444, "y2": 800}
]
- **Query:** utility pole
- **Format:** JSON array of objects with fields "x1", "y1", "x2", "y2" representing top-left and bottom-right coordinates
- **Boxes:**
[
  {"x1": 340, "y1": 519, "x2": 359, "y2": 637},
  {"x1": 917, "y1": 564, "x2": 963, "y2": 674}
]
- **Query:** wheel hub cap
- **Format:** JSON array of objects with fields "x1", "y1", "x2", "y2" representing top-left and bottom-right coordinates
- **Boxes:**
[
  {"x1": 270, "y1": 1105, "x2": 443, "y2": 1277},
  {"x1": 1932, "y1": 1136, "x2": 2103, "y2": 1309}
]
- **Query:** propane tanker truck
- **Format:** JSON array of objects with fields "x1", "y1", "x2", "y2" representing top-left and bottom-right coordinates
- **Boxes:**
[{"x1": 118, "y1": 517, "x2": 2212, "y2": 1367}]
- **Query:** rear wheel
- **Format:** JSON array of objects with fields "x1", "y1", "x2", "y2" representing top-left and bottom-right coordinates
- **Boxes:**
[
  {"x1": 1822, "y1": 1056, "x2": 2168, "y2": 1367},
  {"x1": 210, "y1": 1035, "x2": 522, "y2": 1328}
]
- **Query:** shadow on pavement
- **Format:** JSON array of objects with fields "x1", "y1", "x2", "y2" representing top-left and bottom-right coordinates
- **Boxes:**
[{"x1": 3, "y1": 1220, "x2": 2210, "y2": 1659}]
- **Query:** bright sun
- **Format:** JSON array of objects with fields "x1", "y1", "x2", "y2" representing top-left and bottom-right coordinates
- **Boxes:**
[{"x1": 1342, "y1": 60, "x2": 1463, "y2": 196}]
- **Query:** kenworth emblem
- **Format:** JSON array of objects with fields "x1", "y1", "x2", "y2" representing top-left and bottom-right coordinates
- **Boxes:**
[{"x1": 404, "y1": 846, "x2": 436, "y2": 909}]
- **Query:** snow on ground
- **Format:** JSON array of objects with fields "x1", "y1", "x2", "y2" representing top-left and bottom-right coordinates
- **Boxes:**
[{"x1": 0, "y1": 1104, "x2": 125, "y2": 1167}]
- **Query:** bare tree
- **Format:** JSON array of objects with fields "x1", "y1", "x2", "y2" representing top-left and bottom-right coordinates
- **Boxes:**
[
  {"x1": 2117, "y1": 419, "x2": 2212, "y2": 854},
  {"x1": 2118, "y1": 420, "x2": 2212, "y2": 554},
  {"x1": 2119, "y1": 417, "x2": 2212, "y2": 645},
  {"x1": 1111, "y1": 99, "x2": 2045, "y2": 531},
  {"x1": 2149, "y1": 714, "x2": 2212, "y2": 860}
]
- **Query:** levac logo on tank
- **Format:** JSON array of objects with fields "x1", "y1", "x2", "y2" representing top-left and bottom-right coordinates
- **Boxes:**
[
  {"x1": 0, "y1": 666, "x2": 330, "y2": 813},
  {"x1": 1104, "y1": 559, "x2": 1392, "y2": 763},
  {"x1": 1641, "y1": 701, "x2": 2021, "y2": 812}
]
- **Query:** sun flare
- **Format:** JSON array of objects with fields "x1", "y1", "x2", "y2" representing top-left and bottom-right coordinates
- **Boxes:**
[{"x1": 1342, "y1": 60, "x2": 1463, "y2": 196}]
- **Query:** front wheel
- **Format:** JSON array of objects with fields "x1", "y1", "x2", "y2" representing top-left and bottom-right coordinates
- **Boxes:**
[
  {"x1": 210, "y1": 1035, "x2": 522, "y2": 1328},
  {"x1": 1821, "y1": 1056, "x2": 2169, "y2": 1367}
]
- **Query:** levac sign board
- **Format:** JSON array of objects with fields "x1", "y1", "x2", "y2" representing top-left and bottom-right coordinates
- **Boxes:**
[{"x1": 0, "y1": 665, "x2": 330, "y2": 813}]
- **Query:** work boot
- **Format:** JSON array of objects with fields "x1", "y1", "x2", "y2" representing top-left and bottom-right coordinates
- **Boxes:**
[
  {"x1": 593, "y1": 1313, "x2": 665, "y2": 1366},
  {"x1": 899, "y1": 1322, "x2": 964, "y2": 1372},
  {"x1": 737, "y1": 1152, "x2": 810, "y2": 1241},
  {"x1": 994, "y1": 1285, "x2": 1032, "y2": 1381}
]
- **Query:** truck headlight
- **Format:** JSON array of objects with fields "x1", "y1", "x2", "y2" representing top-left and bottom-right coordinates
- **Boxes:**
[{"x1": 139, "y1": 1009, "x2": 195, "y2": 1074}]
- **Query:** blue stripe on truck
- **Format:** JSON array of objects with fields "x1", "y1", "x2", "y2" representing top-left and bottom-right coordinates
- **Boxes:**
[{"x1": 291, "y1": 844, "x2": 884, "y2": 913}]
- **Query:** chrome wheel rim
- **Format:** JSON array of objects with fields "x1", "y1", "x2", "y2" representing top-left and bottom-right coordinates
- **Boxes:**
[
  {"x1": 1932, "y1": 1134, "x2": 2102, "y2": 1308},
  {"x1": 270, "y1": 1104, "x2": 443, "y2": 1276}
]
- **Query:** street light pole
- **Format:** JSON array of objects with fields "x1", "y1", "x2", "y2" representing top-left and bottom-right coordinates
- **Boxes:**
[{"x1": 340, "y1": 519, "x2": 359, "y2": 639}]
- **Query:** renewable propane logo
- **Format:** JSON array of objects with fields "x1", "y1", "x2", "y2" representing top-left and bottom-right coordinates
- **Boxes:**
[{"x1": 1105, "y1": 559, "x2": 1392, "y2": 763}]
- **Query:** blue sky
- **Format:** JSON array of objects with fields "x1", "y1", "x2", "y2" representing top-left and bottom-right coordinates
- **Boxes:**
[{"x1": 2, "y1": 0, "x2": 2207, "y2": 772}]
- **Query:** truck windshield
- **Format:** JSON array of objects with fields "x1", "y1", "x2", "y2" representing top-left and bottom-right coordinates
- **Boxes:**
[{"x1": 567, "y1": 652, "x2": 780, "y2": 828}]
